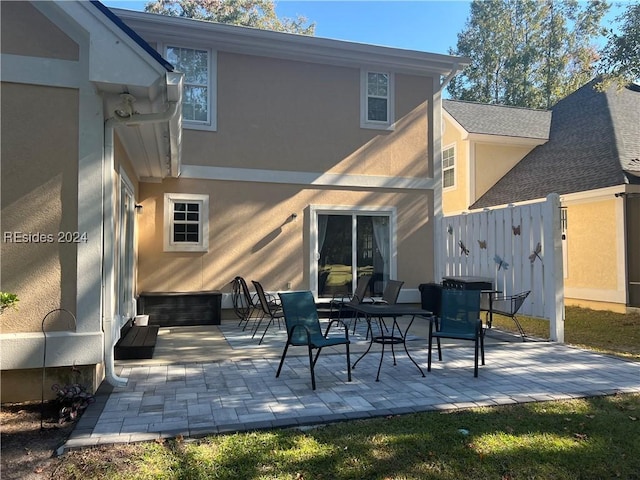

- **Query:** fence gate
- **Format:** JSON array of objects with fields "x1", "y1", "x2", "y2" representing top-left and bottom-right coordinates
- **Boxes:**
[{"x1": 437, "y1": 194, "x2": 564, "y2": 341}]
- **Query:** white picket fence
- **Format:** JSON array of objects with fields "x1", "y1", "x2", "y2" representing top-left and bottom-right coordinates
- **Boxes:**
[{"x1": 437, "y1": 194, "x2": 565, "y2": 341}]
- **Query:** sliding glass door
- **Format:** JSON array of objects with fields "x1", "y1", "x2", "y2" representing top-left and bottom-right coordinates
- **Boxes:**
[{"x1": 317, "y1": 212, "x2": 392, "y2": 298}]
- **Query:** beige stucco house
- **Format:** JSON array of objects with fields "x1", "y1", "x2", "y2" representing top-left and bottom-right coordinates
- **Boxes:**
[
  {"x1": 1, "y1": 1, "x2": 468, "y2": 401},
  {"x1": 441, "y1": 81, "x2": 640, "y2": 313}
]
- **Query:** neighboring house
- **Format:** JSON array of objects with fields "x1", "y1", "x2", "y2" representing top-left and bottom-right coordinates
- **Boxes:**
[
  {"x1": 442, "y1": 80, "x2": 640, "y2": 313},
  {"x1": 0, "y1": 1, "x2": 468, "y2": 402}
]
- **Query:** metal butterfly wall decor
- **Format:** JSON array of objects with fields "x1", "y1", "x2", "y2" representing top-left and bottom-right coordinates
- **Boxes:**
[
  {"x1": 529, "y1": 242, "x2": 542, "y2": 263},
  {"x1": 459, "y1": 240, "x2": 470, "y2": 256},
  {"x1": 512, "y1": 225, "x2": 521, "y2": 235},
  {"x1": 478, "y1": 240, "x2": 487, "y2": 249},
  {"x1": 494, "y1": 254, "x2": 509, "y2": 270},
  {"x1": 447, "y1": 224, "x2": 453, "y2": 235}
]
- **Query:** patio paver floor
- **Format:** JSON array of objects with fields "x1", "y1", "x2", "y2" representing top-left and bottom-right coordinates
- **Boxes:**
[{"x1": 61, "y1": 321, "x2": 640, "y2": 453}]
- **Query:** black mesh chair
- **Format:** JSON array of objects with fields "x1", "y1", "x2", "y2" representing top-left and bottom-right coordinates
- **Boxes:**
[
  {"x1": 251, "y1": 280, "x2": 284, "y2": 345},
  {"x1": 490, "y1": 291, "x2": 531, "y2": 341},
  {"x1": 362, "y1": 279, "x2": 404, "y2": 336},
  {"x1": 231, "y1": 276, "x2": 258, "y2": 330},
  {"x1": 329, "y1": 274, "x2": 372, "y2": 333},
  {"x1": 419, "y1": 283, "x2": 443, "y2": 360}
]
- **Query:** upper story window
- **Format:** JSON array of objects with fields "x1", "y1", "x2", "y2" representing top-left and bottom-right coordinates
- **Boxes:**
[
  {"x1": 443, "y1": 145, "x2": 456, "y2": 189},
  {"x1": 165, "y1": 45, "x2": 217, "y2": 131},
  {"x1": 361, "y1": 70, "x2": 395, "y2": 130},
  {"x1": 164, "y1": 193, "x2": 209, "y2": 252}
]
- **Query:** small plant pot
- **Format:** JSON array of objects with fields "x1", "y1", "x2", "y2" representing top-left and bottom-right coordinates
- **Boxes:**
[{"x1": 134, "y1": 315, "x2": 149, "y2": 326}]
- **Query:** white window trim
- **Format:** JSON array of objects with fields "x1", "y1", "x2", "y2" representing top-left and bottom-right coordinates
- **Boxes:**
[
  {"x1": 164, "y1": 193, "x2": 209, "y2": 252},
  {"x1": 309, "y1": 205, "x2": 397, "y2": 297},
  {"x1": 360, "y1": 69, "x2": 395, "y2": 130},
  {"x1": 163, "y1": 43, "x2": 217, "y2": 132},
  {"x1": 442, "y1": 143, "x2": 456, "y2": 190}
]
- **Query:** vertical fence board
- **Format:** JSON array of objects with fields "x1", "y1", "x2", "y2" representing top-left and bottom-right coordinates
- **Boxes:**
[{"x1": 438, "y1": 195, "x2": 564, "y2": 341}]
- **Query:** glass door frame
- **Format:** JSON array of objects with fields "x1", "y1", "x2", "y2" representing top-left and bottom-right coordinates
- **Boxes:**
[
  {"x1": 310, "y1": 205, "x2": 397, "y2": 299},
  {"x1": 117, "y1": 169, "x2": 136, "y2": 321}
]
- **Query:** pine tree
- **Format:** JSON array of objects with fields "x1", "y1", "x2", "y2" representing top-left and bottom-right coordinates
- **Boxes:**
[{"x1": 448, "y1": 0, "x2": 609, "y2": 108}]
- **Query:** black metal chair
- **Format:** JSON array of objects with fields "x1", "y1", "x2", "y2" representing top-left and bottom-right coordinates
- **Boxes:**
[
  {"x1": 251, "y1": 280, "x2": 284, "y2": 345},
  {"x1": 419, "y1": 282, "x2": 443, "y2": 360},
  {"x1": 277, "y1": 291, "x2": 351, "y2": 390},
  {"x1": 231, "y1": 276, "x2": 258, "y2": 330},
  {"x1": 361, "y1": 279, "x2": 404, "y2": 337},
  {"x1": 490, "y1": 290, "x2": 531, "y2": 341},
  {"x1": 329, "y1": 274, "x2": 372, "y2": 333},
  {"x1": 428, "y1": 289, "x2": 484, "y2": 377}
]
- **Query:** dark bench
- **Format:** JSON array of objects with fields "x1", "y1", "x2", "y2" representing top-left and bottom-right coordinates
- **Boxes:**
[{"x1": 114, "y1": 319, "x2": 159, "y2": 360}]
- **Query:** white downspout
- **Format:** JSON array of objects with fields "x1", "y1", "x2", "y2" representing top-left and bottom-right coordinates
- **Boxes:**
[{"x1": 102, "y1": 101, "x2": 179, "y2": 388}]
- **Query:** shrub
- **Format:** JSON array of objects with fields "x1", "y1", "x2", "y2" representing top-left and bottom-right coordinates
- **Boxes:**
[{"x1": 52, "y1": 383, "x2": 95, "y2": 424}]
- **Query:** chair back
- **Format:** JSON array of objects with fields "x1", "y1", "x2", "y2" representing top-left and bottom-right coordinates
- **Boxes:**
[
  {"x1": 511, "y1": 291, "x2": 530, "y2": 315},
  {"x1": 439, "y1": 289, "x2": 481, "y2": 335},
  {"x1": 493, "y1": 290, "x2": 531, "y2": 316},
  {"x1": 278, "y1": 291, "x2": 323, "y2": 344},
  {"x1": 350, "y1": 274, "x2": 372, "y2": 304},
  {"x1": 252, "y1": 280, "x2": 276, "y2": 316},
  {"x1": 419, "y1": 283, "x2": 442, "y2": 317},
  {"x1": 232, "y1": 276, "x2": 253, "y2": 318},
  {"x1": 381, "y1": 280, "x2": 404, "y2": 305}
]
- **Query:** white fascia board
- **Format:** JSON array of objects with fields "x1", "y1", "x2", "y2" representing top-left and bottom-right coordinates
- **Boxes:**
[
  {"x1": 112, "y1": 8, "x2": 469, "y2": 77},
  {"x1": 469, "y1": 186, "x2": 629, "y2": 212},
  {"x1": 560, "y1": 185, "x2": 631, "y2": 205},
  {"x1": 468, "y1": 133, "x2": 549, "y2": 147}
]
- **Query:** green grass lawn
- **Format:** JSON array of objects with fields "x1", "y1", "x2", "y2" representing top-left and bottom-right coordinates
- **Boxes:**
[
  {"x1": 57, "y1": 394, "x2": 640, "y2": 479},
  {"x1": 491, "y1": 306, "x2": 640, "y2": 360},
  {"x1": 55, "y1": 306, "x2": 640, "y2": 479}
]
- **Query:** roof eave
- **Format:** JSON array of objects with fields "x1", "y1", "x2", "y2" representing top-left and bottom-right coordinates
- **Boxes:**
[
  {"x1": 468, "y1": 133, "x2": 549, "y2": 146},
  {"x1": 112, "y1": 8, "x2": 470, "y2": 77}
]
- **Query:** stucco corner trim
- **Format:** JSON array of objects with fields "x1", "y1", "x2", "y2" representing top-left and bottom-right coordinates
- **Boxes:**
[{"x1": 0, "y1": 331, "x2": 104, "y2": 370}]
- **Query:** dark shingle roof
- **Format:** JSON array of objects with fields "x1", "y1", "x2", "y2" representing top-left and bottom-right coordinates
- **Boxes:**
[
  {"x1": 443, "y1": 100, "x2": 551, "y2": 140},
  {"x1": 471, "y1": 80, "x2": 640, "y2": 209}
]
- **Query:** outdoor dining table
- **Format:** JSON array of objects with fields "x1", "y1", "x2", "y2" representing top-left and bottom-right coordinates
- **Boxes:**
[{"x1": 346, "y1": 303, "x2": 433, "y2": 381}]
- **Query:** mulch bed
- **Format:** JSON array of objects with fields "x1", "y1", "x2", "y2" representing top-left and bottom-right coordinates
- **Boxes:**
[{"x1": 1, "y1": 402, "x2": 74, "y2": 479}]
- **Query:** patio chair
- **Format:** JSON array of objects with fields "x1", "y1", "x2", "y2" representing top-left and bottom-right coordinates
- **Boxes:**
[
  {"x1": 251, "y1": 280, "x2": 285, "y2": 345},
  {"x1": 277, "y1": 291, "x2": 351, "y2": 390},
  {"x1": 232, "y1": 276, "x2": 258, "y2": 330},
  {"x1": 427, "y1": 288, "x2": 484, "y2": 377},
  {"x1": 329, "y1": 274, "x2": 372, "y2": 333},
  {"x1": 418, "y1": 282, "x2": 443, "y2": 360},
  {"x1": 361, "y1": 279, "x2": 404, "y2": 336},
  {"x1": 490, "y1": 290, "x2": 531, "y2": 341}
]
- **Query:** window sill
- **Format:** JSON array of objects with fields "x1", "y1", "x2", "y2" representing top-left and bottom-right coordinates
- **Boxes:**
[{"x1": 360, "y1": 121, "x2": 395, "y2": 131}]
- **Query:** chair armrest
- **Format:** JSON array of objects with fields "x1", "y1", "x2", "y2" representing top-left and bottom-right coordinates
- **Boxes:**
[
  {"x1": 325, "y1": 318, "x2": 350, "y2": 340},
  {"x1": 288, "y1": 323, "x2": 312, "y2": 344}
]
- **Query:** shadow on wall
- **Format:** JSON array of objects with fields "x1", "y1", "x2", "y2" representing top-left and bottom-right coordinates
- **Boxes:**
[{"x1": 252, "y1": 213, "x2": 297, "y2": 253}]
